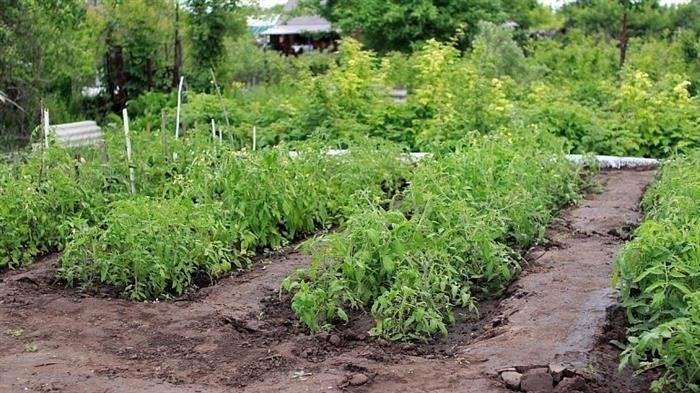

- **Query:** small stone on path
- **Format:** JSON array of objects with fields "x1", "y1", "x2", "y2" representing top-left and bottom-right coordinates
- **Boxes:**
[
  {"x1": 348, "y1": 373, "x2": 369, "y2": 386},
  {"x1": 500, "y1": 371, "x2": 522, "y2": 390}
]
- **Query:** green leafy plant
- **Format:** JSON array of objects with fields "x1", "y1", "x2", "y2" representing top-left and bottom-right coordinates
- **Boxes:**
[
  {"x1": 56, "y1": 136, "x2": 409, "y2": 299},
  {"x1": 615, "y1": 151, "x2": 700, "y2": 392},
  {"x1": 283, "y1": 129, "x2": 586, "y2": 340}
]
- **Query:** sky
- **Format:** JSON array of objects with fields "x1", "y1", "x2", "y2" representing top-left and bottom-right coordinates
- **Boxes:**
[{"x1": 257, "y1": 0, "x2": 691, "y2": 8}]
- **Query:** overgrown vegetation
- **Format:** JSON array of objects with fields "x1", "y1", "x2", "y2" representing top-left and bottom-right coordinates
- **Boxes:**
[
  {"x1": 112, "y1": 31, "x2": 700, "y2": 159},
  {"x1": 614, "y1": 152, "x2": 700, "y2": 392},
  {"x1": 282, "y1": 129, "x2": 587, "y2": 339},
  {"x1": 2, "y1": 1, "x2": 700, "y2": 389},
  {"x1": 59, "y1": 138, "x2": 409, "y2": 299},
  {"x1": 4, "y1": 1, "x2": 700, "y2": 157},
  {"x1": 0, "y1": 129, "x2": 408, "y2": 300}
]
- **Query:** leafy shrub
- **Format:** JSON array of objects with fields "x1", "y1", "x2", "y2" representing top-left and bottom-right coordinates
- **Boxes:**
[
  {"x1": 283, "y1": 129, "x2": 585, "y2": 339},
  {"x1": 0, "y1": 146, "x2": 107, "y2": 268},
  {"x1": 615, "y1": 151, "x2": 700, "y2": 392},
  {"x1": 58, "y1": 138, "x2": 409, "y2": 299}
]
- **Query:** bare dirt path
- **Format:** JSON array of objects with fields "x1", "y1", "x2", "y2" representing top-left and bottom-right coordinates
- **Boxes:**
[{"x1": 0, "y1": 170, "x2": 656, "y2": 393}]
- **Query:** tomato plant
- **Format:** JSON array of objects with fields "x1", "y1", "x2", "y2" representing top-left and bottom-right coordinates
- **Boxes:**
[
  {"x1": 56, "y1": 136, "x2": 409, "y2": 299},
  {"x1": 283, "y1": 128, "x2": 587, "y2": 339},
  {"x1": 615, "y1": 151, "x2": 700, "y2": 392}
]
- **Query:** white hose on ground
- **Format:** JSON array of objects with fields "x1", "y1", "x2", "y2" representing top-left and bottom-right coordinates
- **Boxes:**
[
  {"x1": 565, "y1": 154, "x2": 659, "y2": 169},
  {"x1": 291, "y1": 150, "x2": 661, "y2": 169}
]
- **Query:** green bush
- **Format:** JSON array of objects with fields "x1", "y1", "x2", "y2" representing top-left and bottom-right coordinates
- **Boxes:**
[
  {"x1": 283, "y1": 129, "x2": 586, "y2": 339},
  {"x1": 615, "y1": 151, "x2": 700, "y2": 392},
  {"x1": 58, "y1": 138, "x2": 410, "y2": 299}
]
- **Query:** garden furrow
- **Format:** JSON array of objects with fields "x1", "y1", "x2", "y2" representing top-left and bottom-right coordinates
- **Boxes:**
[
  {"x1": 239, "y1": 169, "x2": 657, "y2": 393},
  {"x1": 0, "y1": 249, "x2": 311, "y2": 393}
]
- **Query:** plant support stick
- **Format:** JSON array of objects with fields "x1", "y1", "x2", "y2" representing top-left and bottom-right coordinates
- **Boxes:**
[
  {"x1": 175, "y1": 76, "x2": 184, "y2": 139},
  {"x1": 160, "y1": 110, "x2": 169, "y2": 160},
  {"x1": 123, "y1": 109, "x2": 136, "y2": 194},
  {"x1": 43, "y1": 108, "x2": 50, "y2": 148}
]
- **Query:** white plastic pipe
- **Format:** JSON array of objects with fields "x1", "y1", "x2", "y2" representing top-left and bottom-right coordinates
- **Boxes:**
[
  {"x1": 253, "y1": 126, "x2": 257, "y2": 151},
  {"x1": 211, "y1": 119, "x2": 216, "y2": 141}
]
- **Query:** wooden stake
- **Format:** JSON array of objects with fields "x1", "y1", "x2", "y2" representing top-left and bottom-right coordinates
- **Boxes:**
[
  {"x1": 160, "y1": 109, "x2": 170, "y2": 161},
  {"x1": 175, "y1": 76, "x2": 184, "y2": 139},
  {"x1": 209, "y1": 68, "x2": 230, "y2": 127},
  {"x1": 253, "y1": 126, "x2": 257, "y2": 151},
  {"x1": 122, "y1": 109, "x2": 136, "y2": 194},
  {"x1": 99, "y1": 140, "x2": 110, "y2": 175},
  {"x1": 43, "y1": 109, "x2": 50, "y2": 148}
]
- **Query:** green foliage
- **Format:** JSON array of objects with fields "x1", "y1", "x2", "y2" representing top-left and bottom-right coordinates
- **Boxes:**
[
  {"x1": 0, "y1": 0, "x2": 93, "y2": 144},
  {"x1": 523, "y1": 32, "x2": 700, "y2": 157},
  {"x1": 614, "y1": 151, "x2": 700, "y2": 391},
  {"x1": 121, "y1": 34, "x2": 700, "y2": 159},
  {"x1": 308, "y1": 0, "x2": 506, "y2": 53},
  {"x1": 283, "y1": 129, "x2": 585, "y2": 339},
  {"x1": 0, "y1": 146, "x2": 108, "y2": 268},
  {"x1": 61, "y1": 197, "x2": 236, "y2": 299},
  {"x1": 54, "y1": 135, "x2": 409, "y2": 299},
  {"x1": 471, "y1": 21, "x2": 532, "y2": 81},
  {"x1": 186, "y1": 0, "x2": 246, "y2": 89},
  {"x1": 560, "y1": 0, "x2": 689, "y2": 39},
  {"x1": 97, "y1": 0, "x2": 176, "y2": 90}
]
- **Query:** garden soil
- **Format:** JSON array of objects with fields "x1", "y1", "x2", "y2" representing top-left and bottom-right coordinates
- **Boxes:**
[{"x1": 0, "y1": 169, "x2": 657, "y2": 393}]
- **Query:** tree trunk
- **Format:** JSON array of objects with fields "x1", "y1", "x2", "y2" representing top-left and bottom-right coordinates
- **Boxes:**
[
  {"x1": 173, "y1": 3, "x2": 182, "y2": 89},
  {"x1": 146, "y1": 56, "x2": 154, "y2": 91},
  {"x1": 106, "y1": 44, "x2": 128, "y2": 113},
  {"x1": 619, "y1": 11, "x2": 629, "y2": 69}
]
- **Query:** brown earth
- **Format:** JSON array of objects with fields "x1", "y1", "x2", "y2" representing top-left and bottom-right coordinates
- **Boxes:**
[{"x1": 0, "y1": 170, "x2": 657, "y2": 393}]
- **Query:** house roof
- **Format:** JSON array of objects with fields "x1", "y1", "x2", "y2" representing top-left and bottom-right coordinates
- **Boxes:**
[
  {"x1": 247, "y1": 15, "x2": 280, "y2": 35},
  {"x1": 262, "y1": 0, "x2": 335, "y2": 35}
]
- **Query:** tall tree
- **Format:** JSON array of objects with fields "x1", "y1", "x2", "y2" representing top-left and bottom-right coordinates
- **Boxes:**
[
  {"x1": 185, "y1": 0, "x2": 244, "y2": 89},
  {"x1": 306, "y1": 0, "x2": 506, "y2": 53},
  {"x1": 0, "y1": 0, "x2": 92, "y2": 146},
  {"x1": 91, "y1": 0, "x2": 176, "y2": 111},
  {"x1": 561, "y1": 0, "x2": 678, "y2": 39}
]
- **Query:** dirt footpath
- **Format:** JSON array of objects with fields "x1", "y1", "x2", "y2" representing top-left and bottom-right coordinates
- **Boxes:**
[{"x1": 0, "y1": 170, "x2": 656, "y2": 393}]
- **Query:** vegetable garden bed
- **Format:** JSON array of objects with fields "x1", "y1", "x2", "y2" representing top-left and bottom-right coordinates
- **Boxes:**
[{"x1": 0, "y1": 167, "x2": 657, "y2": 393}]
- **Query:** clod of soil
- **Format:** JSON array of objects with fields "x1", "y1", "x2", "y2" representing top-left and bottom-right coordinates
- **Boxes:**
[{"x1": 520, "y1": 371, "x2": 554, "y2": 392}]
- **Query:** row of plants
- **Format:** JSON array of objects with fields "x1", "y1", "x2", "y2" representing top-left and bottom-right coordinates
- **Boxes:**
[
  {"x1": 282, "y1": 129, "x2": 588, "y2": 340},
  {"x1": 57, "y1": 137, "x2": 410, "y2": 299},
  {"x1": 0, "y1": 129, "x2": 232, "y2": 268},
  {"x1": 0, "y1": 146, "x2": 109, "y2": 267},
  {"x1": 614, "y1": 151, "x2": 700, "y2": 392},
  {"x1": 0, "y1": 127, "x2": 411, "y2": 300}
]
